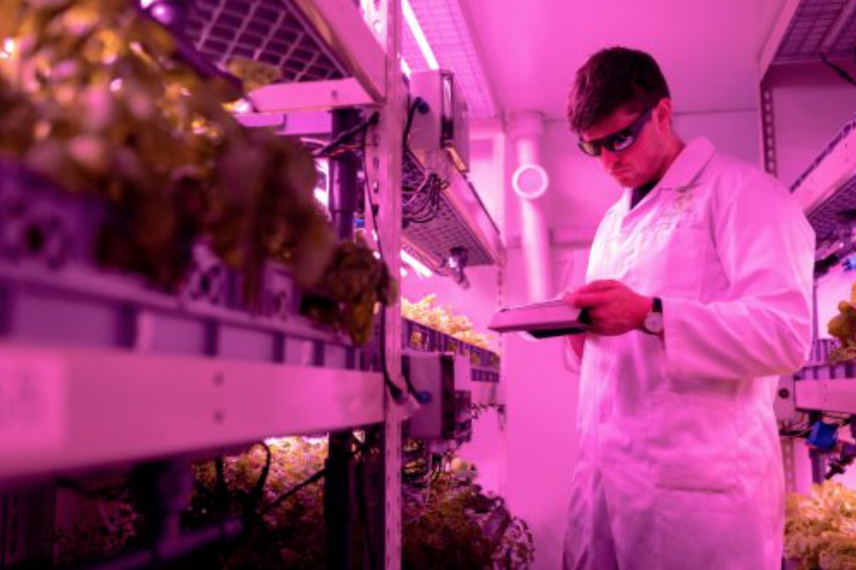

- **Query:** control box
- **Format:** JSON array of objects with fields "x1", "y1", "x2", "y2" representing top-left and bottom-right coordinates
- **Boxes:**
[
  {"x1": 408, "y1": 69, "x2": 470, "y2": 173},
  {"x1": 403, "y1": 351, "x2": 472, "y2": 441}
]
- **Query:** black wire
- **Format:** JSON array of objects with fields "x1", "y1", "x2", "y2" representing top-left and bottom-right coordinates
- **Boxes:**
[
  {"x1": 402, "y1": 174, "x2": 434, "y2": 211},
  {"x1": 314, "y1": 113, "x2": 380, "y2": 158},
  {"x1": 404, "y1": 178, "x2": 437, "y2": 224},
  {"x1": 379, "y1": 303, "x2": 406, "y2": 402},
  {"x1": 261, "y1": 466, "x2": 327, "y2": 516},
  {"x1": 820, "y1": 52, "x2": 856, "y2": 88},
  {"x1": 361, "y1": 121, "x2": 410, "y2": 403},
  {"x1": 404, "y1": 176, "x2": 437, "y2": 216},
  {"x1": 404, "y1": 174, "x2": 446, "y2": 225},
  {"x1": 402, "y1": 96, "x2": 429, "y2": 148},
  {"x1": 245, "y1": 442, "x2": 272, "y2": 519},
  {"x1": 260, "y1": 440, "x2": 372, "y2": 516}
]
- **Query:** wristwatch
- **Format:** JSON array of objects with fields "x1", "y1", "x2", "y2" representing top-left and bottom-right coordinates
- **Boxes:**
[{"x1": 643, "y1": 297, "x2": 664, "y2": 335}]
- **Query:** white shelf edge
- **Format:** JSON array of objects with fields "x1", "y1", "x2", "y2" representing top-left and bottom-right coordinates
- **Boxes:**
[
  {"x1": 793, "y1": 121, "x2": 856, "y2": 215},
  {"x1": 795, "y1": 378, "x2": 856, "y2": 415},
  {"x1": 0, "y1": 343, "x2": 383, "y2": 482},
  {"x1": 250, "y1": 77, "x2": 376, "y2": 113},
  {"x1": 443, "y1": 170, "x2": 503, "y2": 264}
]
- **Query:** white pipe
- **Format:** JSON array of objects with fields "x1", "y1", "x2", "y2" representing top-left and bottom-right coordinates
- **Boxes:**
[{"x1": 508, "y1": 111, "x2": 552, "y2": 301}]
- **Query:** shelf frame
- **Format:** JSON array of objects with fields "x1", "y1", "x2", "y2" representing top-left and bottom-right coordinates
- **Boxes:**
[{"x1": 0, "y1": 343, "x2": 384, "y2": 485}]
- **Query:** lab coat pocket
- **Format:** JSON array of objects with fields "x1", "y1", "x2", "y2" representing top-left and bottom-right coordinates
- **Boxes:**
[
  {"x1": 652, "y1": 390, "x2": 738, "y2": 493},
  {"x1": 646, "y1": 224, "x2": 705, "y2": 296}
]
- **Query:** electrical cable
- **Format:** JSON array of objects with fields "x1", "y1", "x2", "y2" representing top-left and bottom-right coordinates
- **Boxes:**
[
  {"x1": 820, "y1": 52, "x2": 856, "y2": 89},
  {"x1": 259, "y1": 439, "x2": 372, "y2": 517},
  {"x1": 244, "y1": 442, "x2": 272, "y2": 523},
  {"x1": 314, "y1": 113, "x2": 380, "y2": 158},
  {"x1": 402, "y1": 173, "x2": 434, "y2": 211},
  {"x1": 261, "y1": 466, "x2": 327, "y2": 516},
  {"x1": 402, "y1": 96, "x2": 430, "y2": 148},
  {"x1": 361, "y1": 120, "x2": 422, "y2": 404}
]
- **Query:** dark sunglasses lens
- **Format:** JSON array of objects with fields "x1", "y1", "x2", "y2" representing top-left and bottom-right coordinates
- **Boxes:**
[
  {"x1": 606, "y1": 133, "x2": 635, "y2": 152},
  {"x1": 579, "y1": 141, "x2": 601, "y2": 157}
]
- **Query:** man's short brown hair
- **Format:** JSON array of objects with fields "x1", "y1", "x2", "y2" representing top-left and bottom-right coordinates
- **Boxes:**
[{"x1": 567, "y1": 47, "x2": 671, "y2": 134}]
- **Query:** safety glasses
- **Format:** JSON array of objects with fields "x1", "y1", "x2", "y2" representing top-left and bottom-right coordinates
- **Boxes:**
[{"x1": 578, "y1": 104, "x2": 657, "y2": 157}]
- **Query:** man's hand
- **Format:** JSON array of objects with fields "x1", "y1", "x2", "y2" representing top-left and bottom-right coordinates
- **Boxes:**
[{"x1": 563, "y1": 280, "x2": 652, "y2": 336}]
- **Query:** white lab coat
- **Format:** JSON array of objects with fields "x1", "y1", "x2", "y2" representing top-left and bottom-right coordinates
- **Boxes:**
[{"x1": 563, "y1": 137, "x2": 815, "y2": 570}]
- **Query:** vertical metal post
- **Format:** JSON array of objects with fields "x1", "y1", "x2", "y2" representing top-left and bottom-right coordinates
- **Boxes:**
[
  {"x1": 354, "y1": 1, "x2": 404, "y2": 567},
  {"x1": 812, "y1": 280, "x2": 819, "y2": 346},
  {"x1": 325, "y1": 108, "x2": 363, "y2": 570},
  {"x1": 781, "y1": 438, "x2": 798, "y2": 493},
  {"x1": 374, "y1": 0, "x2": 406, "y2": 566},
  {"x1": 0, "y1": 490, "x2": 55, "y2": 569},
  {"x1": 326, "y1": 435, "x2": 355, "y2": 570},
  {"x1": 760, "y1": 78, "x2": 778, "y2": 177},
  {"x1": 328, "y1": 109, "x2": 362, "y2": 241}
]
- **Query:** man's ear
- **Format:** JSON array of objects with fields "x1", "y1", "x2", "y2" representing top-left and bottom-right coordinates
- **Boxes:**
[{"x1": 656, "y1": 98, "x2": 674, "y2": 128}]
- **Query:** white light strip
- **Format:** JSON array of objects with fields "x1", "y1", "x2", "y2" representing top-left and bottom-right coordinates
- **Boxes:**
[
  {"x1": 402, "y1": 0, "x2": 439, "y2": 70},
  {"x1": 401, "y1": 250, "x2": 433, "y2": 278},
  {"x1": 401, "y1": 57, "x2": 412, "y2": 77}
]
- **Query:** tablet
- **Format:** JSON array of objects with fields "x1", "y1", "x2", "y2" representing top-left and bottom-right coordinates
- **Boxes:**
[{"x1": 488, "y1": 299, "x2": 590, "y2": 338}]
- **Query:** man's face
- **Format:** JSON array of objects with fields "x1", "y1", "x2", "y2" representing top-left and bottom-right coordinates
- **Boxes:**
[{"x1": 580, "y1": 101, "x2": 669, "y2": 188}]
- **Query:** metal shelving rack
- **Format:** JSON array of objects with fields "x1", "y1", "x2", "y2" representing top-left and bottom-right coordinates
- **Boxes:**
[
  {"x1": 0, "y1": 0, "x2": 508, "y2": 566},
  {"x1": 185, "y1": 0, "x2": 387, "y2": 111},
  {"x1": 0, "y1": 0, "x2": 409, "y2": 568},
  {"x1": 400, "y1": 149, "x2": 503, "y2": 274},
  {"x1": 791, "y1": 115, "x2": 856, "y2": 245},
  {"x1": 761, "y1": 0, "x2": 856, "y2": 495},
  {"x1": 759, "y1": 0, "x2": 856, "y2": 180}
]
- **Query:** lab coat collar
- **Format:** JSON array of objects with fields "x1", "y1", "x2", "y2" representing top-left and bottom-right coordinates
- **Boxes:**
[
  {"x1": 612, "y1": 137, "x2": 717, "y2": 218},
  {"x1": 657, "y1": 137, "x2": 716, "y2": 192}
]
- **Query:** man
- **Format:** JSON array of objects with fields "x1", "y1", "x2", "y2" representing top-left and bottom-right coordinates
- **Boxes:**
[{"x1": 562, "y1": 47, "x2": 814, "y2": 570}]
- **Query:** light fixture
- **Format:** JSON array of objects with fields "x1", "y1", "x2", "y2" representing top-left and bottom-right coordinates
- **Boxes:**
[
  {"x1": 140, "y1": 0, "x2": 187, "y2": 32},
  {"x1": 401, "y1": 250, "x2": 433, "y2": 278},
  {"x1": 512, "y1": 163, "x2": 549, "y2": 200},
  {"x1": 2, "y1": 39, "x2": 16, "y2": 57},
  {"x1": 402, "y1": 0, "x2": 439, "y2": 70},
  {"x1": 313, "y1": 188, "x2": 329, "y2": 207},
  {"x1": 447, "y1": 247, "x2": 469, "y2": 288},
  {"x1": 312, "y1": 159, "x2": 329, "y2": 208},
  {"x1": 401, "y1": 57, "x2": 412, "y2": 77},
  {"x1": 231, "y1": 98, "x2": 253, "y2": 114}
]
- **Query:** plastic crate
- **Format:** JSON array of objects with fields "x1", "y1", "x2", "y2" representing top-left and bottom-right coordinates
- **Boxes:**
[
  {"x1": 402, "y1": 318, "x2": 500, "y2": 383},
  {"x1": 0, "y1": 159, "x2": 363, "y2": 370}
]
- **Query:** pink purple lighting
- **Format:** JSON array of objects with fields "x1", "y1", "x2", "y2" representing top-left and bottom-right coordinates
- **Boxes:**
[{"x1": 402, "y1": 0, "x2": 439, "y2": 70}]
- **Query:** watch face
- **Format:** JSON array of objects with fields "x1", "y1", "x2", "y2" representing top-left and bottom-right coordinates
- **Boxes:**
[{"x1": 644, "y1": 312, "x2": 664, "y2": 334}]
